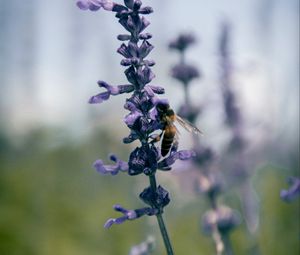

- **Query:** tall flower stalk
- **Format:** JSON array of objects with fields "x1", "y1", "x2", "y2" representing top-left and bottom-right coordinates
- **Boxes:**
[
  {"x1": 77, "y1": 1, "x2": 195, "y2": 254},
  {"x1": 169, "y1": 33, "x2": 240, "y2": 255}
]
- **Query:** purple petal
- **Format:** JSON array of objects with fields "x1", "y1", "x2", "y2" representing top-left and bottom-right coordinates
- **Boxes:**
[
  {"x1": 88, "y1": 91, "x2": 110, "y2": 104},
  {"x1": 117, "y1": 43, "x2": 131, "y2": 58},
  {"x1": 144, "y1": 86, "x2": 155, "y2": 97},
  {"x1": 124, "y1": 111, "x2": 143, "y2": 126},
  {"x1": 101, "y1": 0, "x2": 114, "y2": 11},
  {"x1": 139, "y1": 40, "x2": 154, "y2": 59},
  {"x1": 104, "y1": 218, "x2": 115, "y2": 228},
  {"x1": 113, "y1": 204, "x2": 128, "y2": 213},
  {"x1": 148, "y1": 85, "x2": 165, "y2": 94},
  {"x1": 93, "y1": 155, "x2": 128, "y2": 175}
]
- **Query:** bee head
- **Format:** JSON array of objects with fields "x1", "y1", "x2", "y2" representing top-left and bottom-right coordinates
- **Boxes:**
[{"x1": 156, "y1": 101, "x2": 170, "y2": 114}]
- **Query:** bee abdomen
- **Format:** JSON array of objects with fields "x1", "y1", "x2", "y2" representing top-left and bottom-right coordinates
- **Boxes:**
[{"x1": 161, "y1": 126, "x2": 176, "y2": 157}]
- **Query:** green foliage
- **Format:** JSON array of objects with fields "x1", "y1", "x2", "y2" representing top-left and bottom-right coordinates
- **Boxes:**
[{"x1": 0, "y1": 129, "x2": 299, "y2": 255}]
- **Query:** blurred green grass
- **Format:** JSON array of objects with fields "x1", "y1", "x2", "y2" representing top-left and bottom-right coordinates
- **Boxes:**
[{"x1": 0, "y1": 129, "x2": 299, "y2": 255}]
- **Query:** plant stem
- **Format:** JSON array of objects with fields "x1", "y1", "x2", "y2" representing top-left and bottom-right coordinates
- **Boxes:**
[
  {"x1": 149, "y1": 175, "x2": 174, "y2": 255},
  {"x1": 156, "y1": 213, "x2": 174, "y2": 255}
]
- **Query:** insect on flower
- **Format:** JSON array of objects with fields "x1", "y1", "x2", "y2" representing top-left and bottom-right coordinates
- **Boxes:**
[{"x1": 154, "y1": 102, "x2": 202, "y2": 157}]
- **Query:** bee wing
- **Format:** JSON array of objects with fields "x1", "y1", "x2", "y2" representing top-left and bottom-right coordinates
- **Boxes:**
[{"x1": 176, "y1": 115, "x2": 203, "y2": 135}]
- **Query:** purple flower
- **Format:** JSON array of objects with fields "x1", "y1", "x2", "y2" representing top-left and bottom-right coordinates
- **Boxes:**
[
  {"x1": 93, "y1": 154, "x2": 128, "y2": 175},
  {"x1": 89, "y1": 81, "x2": 134, "y2": 104},
  {"x1": 171, "y1": 63, "x2": 200, "y2": 85},
  {"x1": 169, "y1": 33, "x2": 196, "y2": 52},
  {"x1": 280, "y1": 177, "x2": 300, "y2": 202},
  {"x1": 158, "y1": 144, "x2": 196, "y2": 171},
  {"x1": 76, "y1": 0, "x2": 114, "y2": 11},
  {"x1": 104, "y1": 204, "x2": 158, "y2": 228}
]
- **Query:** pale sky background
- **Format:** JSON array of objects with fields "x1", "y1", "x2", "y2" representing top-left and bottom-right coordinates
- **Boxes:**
[{"x1": 0, "y1": 0, "x2": 299, "y2": 150}]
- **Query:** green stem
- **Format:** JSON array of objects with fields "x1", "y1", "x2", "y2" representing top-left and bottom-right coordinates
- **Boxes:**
[
  {"x1": 149, "y1": 175, "x2": 174, "y2": 255},
  {"x1": 156, "y1": 213, "x2": 174, "y2": 255}
]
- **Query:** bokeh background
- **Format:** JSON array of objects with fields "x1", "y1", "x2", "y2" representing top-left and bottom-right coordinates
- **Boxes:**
[{"x1": 0, "y1": 0, "x2": 299, "y2": 254}]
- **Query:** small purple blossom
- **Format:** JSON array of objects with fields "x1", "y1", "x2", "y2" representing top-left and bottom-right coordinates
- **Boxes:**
[
  {"x1": 93, "y1": 154, "x2": 128, "y2": 175},
  {"x1": 104, "y1": 204, "x2": 158, "y2": 228},
  {"x1": 171, "y1": 63, "x2": 200, "y2": 85},
  {"x1": 158, "y1": 145, "x2": 196, "y2": 171},
  {"x1": 280, "y1": 177, "x2": 300, "y2": 202},
  {"x1": 89, "y1": 81, "x2": 134, "y2": 104},
  {"x1": 169, "y1": 33, "x2": 196, "y2": 52}
]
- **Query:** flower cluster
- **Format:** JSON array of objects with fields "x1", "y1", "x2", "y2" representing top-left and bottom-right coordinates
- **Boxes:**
[
  {"x1": 169, "y1": 33, "x2": 200, "y2": 87},
  {"x1": 77, "y1": 0, "x2": 195, "y2": 234}
]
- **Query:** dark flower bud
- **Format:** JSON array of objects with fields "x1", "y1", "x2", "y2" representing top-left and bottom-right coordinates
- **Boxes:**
[
  {"x1": 139, "y1": 6, "x2": 153, "y2": 15},
  {"x1": 112, "y1": 3, "x2": 128, "y2": 13},
  {"x1": 117, "y1": 34, "x2": 131, "y2": 41},
  {"x1": 125, "y1": 66, "x2": 138, "y2": 85},
  {"x1": 128, "y1": 146, "x2": 158, "y2": 176},
  {"x1": 139, "y1": 33, "x2": 152, "y2": 40},
  {"x1": 124, "y1": 0, "x2": 134, "y2": 10},
  {"x1": 139, "y1": 185, "x2": 170, "y2": 209},
  {"x1": 169, "y1": 33, "x2": 196, "y2": 52},
  {"x1": 144, "y1": 59, "x2": 155, "y2": 66},
  {"x1": 133, "y1": 0, "x2": 142, "y2": 11},
  {"x1": 121, "y1": 59, "x2": 132, "y2": 66}
]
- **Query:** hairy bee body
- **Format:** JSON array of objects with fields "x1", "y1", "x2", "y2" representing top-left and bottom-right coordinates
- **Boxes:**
[
  {"x1": 156, "y1": 102, "x2": 202, "y2": 157},
  {"x1": 161, "y1": 124, "x2": 177, "y2": 157}
]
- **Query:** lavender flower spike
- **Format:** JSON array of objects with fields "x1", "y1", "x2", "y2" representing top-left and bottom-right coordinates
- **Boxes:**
[{"x1": 77, "y1": 1, "x2": 195, "y2": 254}]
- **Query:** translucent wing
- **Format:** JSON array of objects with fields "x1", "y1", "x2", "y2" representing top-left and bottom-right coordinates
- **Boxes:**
[{"x1": 176, "y1": 115, "x2": 203, "y2": 135}]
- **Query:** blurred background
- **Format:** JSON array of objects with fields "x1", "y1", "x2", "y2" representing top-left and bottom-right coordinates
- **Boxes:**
[{"x1": 0, "y1": 0, "x2": 299, "y2": 254}]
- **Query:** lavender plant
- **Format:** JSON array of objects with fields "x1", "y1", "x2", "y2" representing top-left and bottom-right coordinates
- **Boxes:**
[
  {"x1": 169, "y1": 33, "x2": 240, "y2": 255},
  {"x1": 76, "y1": 1, "x2": 195, "y2": 254}
]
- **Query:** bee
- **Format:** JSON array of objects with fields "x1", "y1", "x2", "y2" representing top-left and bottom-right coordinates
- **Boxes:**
[{"x1": 155, "y1": 102, "x2": 202, "y2": 157}]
